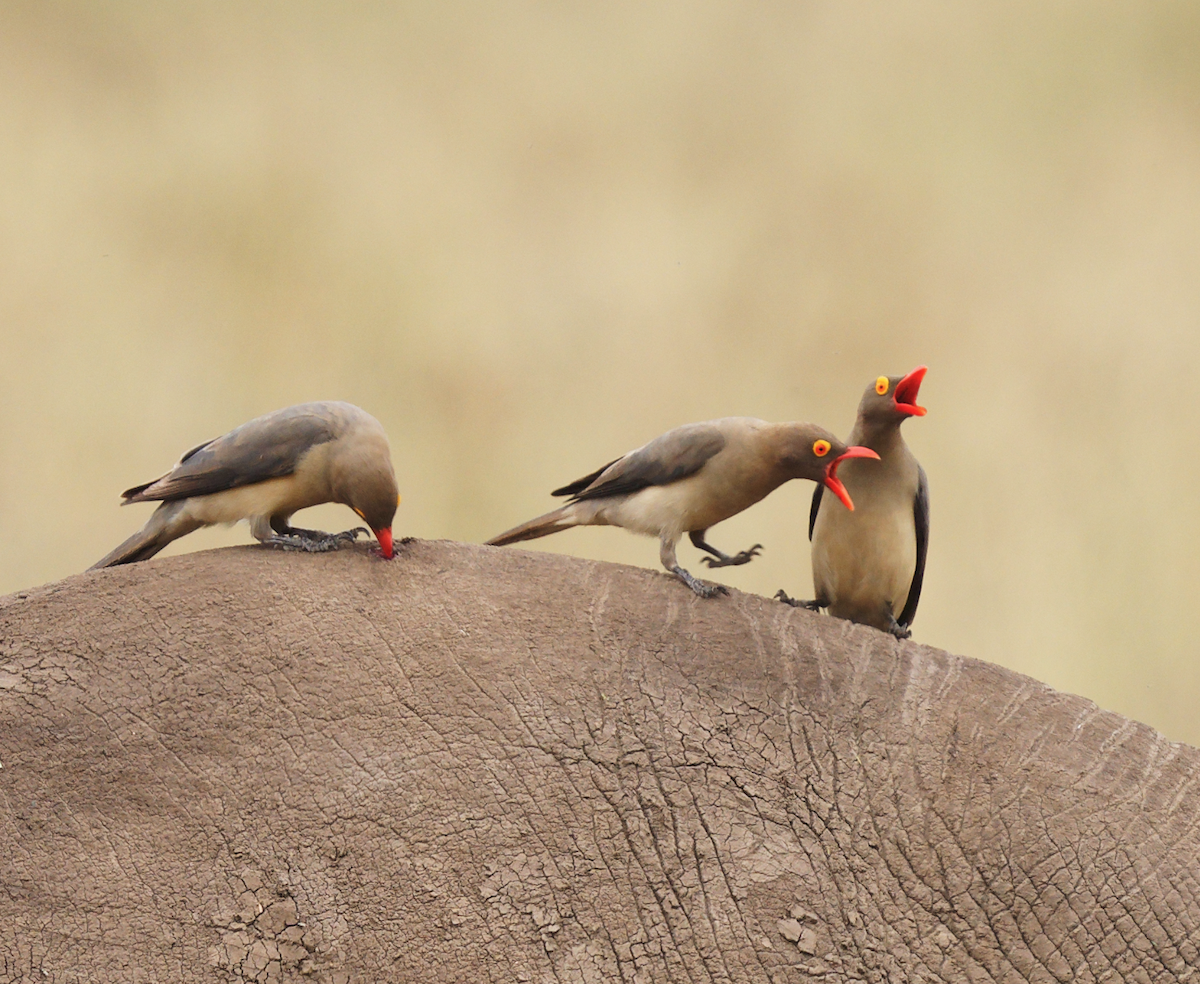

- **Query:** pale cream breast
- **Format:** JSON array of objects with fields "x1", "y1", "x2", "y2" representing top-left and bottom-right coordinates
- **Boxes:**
[
  {"x1": 811, "y1": 449, "x2": 919, "y2": 625},
  {"x1": 813, "y1": 504, "x2": 916, "y2": 622},
  {"x1": 182, "y1": 476, "x2": 305, "y2": 526},
  {"x1": 605, "y1": 475, "x2": 734, "y2": 538}
]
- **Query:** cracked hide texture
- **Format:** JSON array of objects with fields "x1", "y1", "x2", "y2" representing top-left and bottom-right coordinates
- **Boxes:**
[{"x1": 1, "y1": 539, "x2": 1198, "y2": 983}]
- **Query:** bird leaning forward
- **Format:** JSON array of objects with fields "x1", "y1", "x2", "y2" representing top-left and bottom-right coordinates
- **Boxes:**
[
  {"x1": 777, "y1": 366, "x2": 929, "y2": 638},
  {"x1": 90, "y1": 401, "x2": 400, "y2": 569},
  {"x1": 486, "y1": 417, "x2": 879, "y2": 598}
]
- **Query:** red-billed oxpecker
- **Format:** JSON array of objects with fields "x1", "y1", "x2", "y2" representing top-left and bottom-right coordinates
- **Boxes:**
[
  {"x1": 487, "y1": 417, "x2": 878, "y2": 598},
  {"x1": 777, "y1": 366, "x2": 929, "y2": 638},
  {"x1": 90, "y1": 402, "x2": 399, "y2": 569}
]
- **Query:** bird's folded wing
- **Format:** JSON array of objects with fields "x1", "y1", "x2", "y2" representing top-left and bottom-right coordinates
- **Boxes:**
[
  {"x1": 562, "y1": 423, "x2": 726, "y2": 503},
  {"x1": 898, "y1": 464, "x2": 929, "y2": 627},
  {"x1": 122, "y1": 407, "x2": 339, "y2": 503},
  {"x1": 807, "y1": 483, "x2": 824, "y2": 541}
]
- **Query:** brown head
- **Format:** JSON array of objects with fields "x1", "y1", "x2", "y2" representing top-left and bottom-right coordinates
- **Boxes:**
[
  {"x1": 778, "y1": 424, "x2": 880, "y2": 511},
  {"x1": 329, "y1": 410, "x2": 400, "y2": 559},
  {"x1": 857, "y1": 365, "x2": 928, "y2": 429}
]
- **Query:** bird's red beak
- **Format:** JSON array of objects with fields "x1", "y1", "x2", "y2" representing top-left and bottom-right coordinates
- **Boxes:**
[
  {"x1": 823, "y1": 447, "x2": 880, "y2": 511},
  {"x1": 374, "y1": 527, "x2": 394, "y2": 559},
  {"x1": 893, "y1": 365, "x2": 928, "y2": 417}
]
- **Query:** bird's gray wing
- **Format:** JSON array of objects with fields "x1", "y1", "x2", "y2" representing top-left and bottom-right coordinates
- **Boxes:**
[
  {"x1": 898, "y1": 464, "x2": 929, "y2": 628},
  {"x1": 122, "y1": 406, "x2": 340, "y2": 503},
  {"x1": 808, "y1": 483, "x2": 824, "y2": 541},
  {"x1": 563, "y1": 423, "x2": 726, "y2": 503}
]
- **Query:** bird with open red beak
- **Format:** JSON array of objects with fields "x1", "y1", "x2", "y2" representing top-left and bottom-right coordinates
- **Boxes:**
[
  {"x1": 778, "y1": 366, "x2": 929, "y2": 638},
  {"x1": 90, "y1": 402, "x2": 400, "y2": 569},
  {"x1": 488, "y1": 417, "x2": 878, "y2": 598}
]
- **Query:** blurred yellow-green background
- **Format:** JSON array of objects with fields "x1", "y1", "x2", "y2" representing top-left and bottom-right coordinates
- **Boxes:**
[{"x1": 3, "y1": 2, "x2": 1199, "y2": 745}]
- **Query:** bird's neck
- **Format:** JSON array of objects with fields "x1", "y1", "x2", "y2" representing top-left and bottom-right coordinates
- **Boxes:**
[{"x1": 849, "y1": 416, "x2": 907, "y2": 457}]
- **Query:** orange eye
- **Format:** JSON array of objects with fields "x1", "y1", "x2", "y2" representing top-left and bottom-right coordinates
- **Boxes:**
[
  {"x1": 812, "y1": 439, "x2": 831, "y2": 457},
  {"x1": 876, "y1": 376, "x2": 889, "y2": 395}
]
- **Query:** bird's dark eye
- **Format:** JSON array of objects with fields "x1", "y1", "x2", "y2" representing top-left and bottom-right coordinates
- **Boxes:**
[
  {"x1": 876, "y1": 376, "x2": 889, "y2": 395},
  {"x1": 812, "y1": 439, "x2": 831, "y2": 457}
]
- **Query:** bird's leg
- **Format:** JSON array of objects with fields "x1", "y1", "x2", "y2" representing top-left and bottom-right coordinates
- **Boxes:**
[
  {"x1": 884, "y1": 607, "x2": 912, "y2": 640},
  {"x1": 775, "y1": 589, "x2": 825, "y2": 611},
  {"x1": 258, "y1": 516, "x2": 368, "y2": 553},
  {"x1": 671, "y1": 565, "x2": 730, "y2": 598},
  {"x1": 275, "y1": 524, "x2": 329, "y2": 540},
  {"x1": 690, "y1": 530, "x2": 763, "y2": 569},
  {"x1": 269, "y1": 517, "x2": 367, "y2": 541},
  {"x1": 661, "y1": 536, "x2": 728, "y2": 599}
]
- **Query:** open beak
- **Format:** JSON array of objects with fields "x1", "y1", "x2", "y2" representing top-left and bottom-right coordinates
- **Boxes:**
[
  {"x1": 823, "y1": 446, "x2": 880, "y2": 511},
  {"x1": 893, "y1": 365, "x2": 928, "y2": 417},
  {"x1": 374, "y1": 527, "x2": 394, "y2": 559}
]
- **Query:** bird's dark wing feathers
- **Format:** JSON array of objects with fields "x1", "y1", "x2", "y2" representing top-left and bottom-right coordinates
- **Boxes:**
[
  {"x1": 898, "y1": 465, "x2": 929, "y2": 628},
  {"x1": 551, "y1": 458, "x2": 622, "y2": 498},
  {"x1": 561, "y1": 424, "x2": 726, "y2": 503},
  {"x1": 120, "y1": 477, "x2": 169, "y2": 501},
  {"x1": 119, "y1": 436, "x2": 224, "y2": 499},
  {"x1": 121, "y1": 408, "x2": 339, "y2": 503},
  {"x1": 178, "y1": 437, "x2": 217, "y2": 465},
  {"x1": 808, "y1": 483, "x2": 824, "y2": 541}
]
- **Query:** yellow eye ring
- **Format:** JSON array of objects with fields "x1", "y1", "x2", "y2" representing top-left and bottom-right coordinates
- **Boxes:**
[
  {"x1": 876, "y1": 376, "x2": 889, "y2": 395},
  {"x1": 812, "y1": 439, "x2": 831, "y2": 457}
]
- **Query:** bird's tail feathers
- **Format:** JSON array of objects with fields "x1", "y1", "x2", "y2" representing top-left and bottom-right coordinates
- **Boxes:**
[
  {"x1": 486, "y1": 504, "x2": 581, "y2": 547},
  {"x1": 90, "y1": 500, "x2": 203, "y2": 569}
]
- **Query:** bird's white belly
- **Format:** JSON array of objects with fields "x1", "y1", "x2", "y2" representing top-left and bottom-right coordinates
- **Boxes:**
[
  {"x1": 600, "y1": 475, "x2": 752, "y2": 540},
  {"x1": 182, "y1": 477, "x2": 311, "y2": 526},
  {"x1": 601, "y1": 485, "x2": 689, "y2": 538},
  {"x1": 813, "y1": 502, "x2": 916, "y2": 624}
]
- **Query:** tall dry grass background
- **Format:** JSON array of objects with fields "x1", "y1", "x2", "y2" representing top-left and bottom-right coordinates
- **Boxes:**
[{"x1": 2, "y1": 2, "x2": 1199, "y2": 744}]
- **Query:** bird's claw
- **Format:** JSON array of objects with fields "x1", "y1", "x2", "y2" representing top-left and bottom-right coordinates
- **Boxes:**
[
  {"x1": 775, "y1": 590, "x2": 823, "y2": 610},
  {"x1": 699, "y1": 544, "x2": 764, "y2": 568},
  {"x1": 671, "y1": 565, "x2": 729, "y2": 599},
  {"x1": 262, "y1": 527, "x2": 367, "y2": 554}
]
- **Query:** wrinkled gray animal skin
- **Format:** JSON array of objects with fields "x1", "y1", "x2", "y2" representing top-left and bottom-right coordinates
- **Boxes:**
[{"x1": 1, "y1": 540, "x2": 1196, "y2": 982}]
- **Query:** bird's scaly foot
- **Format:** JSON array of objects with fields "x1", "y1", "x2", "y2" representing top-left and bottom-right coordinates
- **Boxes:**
[
  {"x1": 275, "y1": 525, "x2": 340, "y2": 542},
  {"x1": 774, "y1": 590, "x2": 823, "y2": 611},
  {"x1": 885, "y1": 613, "x2": 912, "y2": 640},
  {"x1": 699, "y1": 544, "x2": 764, "y2": 568},
  {"x1": 671, "y1": 565, "x2": 729, "y2": 599},
  {"x1": 262, "y1": 527, "x2": 368, "y2": 553}
]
